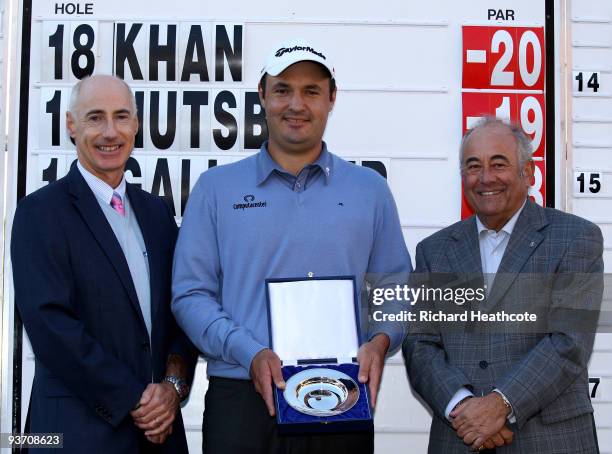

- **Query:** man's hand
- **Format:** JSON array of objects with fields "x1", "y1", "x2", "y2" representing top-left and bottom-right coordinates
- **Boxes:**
[
  {"x1": 479, "y1": 425, "x2": 514, "y2": 450},
  {"x1": 451, "y1": 397, "x2": 513, "y2": 450},
  {"x1": 357, "y1": 333, "x2": 390, "y2": 408},
  {"x1": 145, "y1": 425, "x2": 173, "y2": 444},
  {"x1": 130, "y1": 382, "x2": 180, "y2": 443},
  {"x1": 450, "y1": 392, "x2": 510, "y2": 450},
  {"x1": 250, "y1": 348, "x2": 285, "y2": 417}
]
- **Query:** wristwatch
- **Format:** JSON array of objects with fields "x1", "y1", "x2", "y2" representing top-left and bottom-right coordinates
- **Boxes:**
[
  {"x1": 164, "y1": 375, "x2": 190, "y2": 401},
  {"x1": 493, "y1": 389, "x2": 513, "y2": 417}
]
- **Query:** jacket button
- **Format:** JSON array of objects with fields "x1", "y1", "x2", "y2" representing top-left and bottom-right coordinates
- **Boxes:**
[
  {"x1": 142, "y1": 341, "x2": 150, "y2": 351},
  {"x1": 479, "y1": 360, "x2": 488, "y2": 369}
]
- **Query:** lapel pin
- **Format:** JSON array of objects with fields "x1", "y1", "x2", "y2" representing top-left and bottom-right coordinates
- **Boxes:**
[{"x1": 529, "y1": 241, "x2": 535, "y2": 247}]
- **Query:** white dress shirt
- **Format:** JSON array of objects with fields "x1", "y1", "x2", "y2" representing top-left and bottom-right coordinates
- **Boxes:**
[{"x1": 444, "y1": 200, "x2": 527, "y2": 422}]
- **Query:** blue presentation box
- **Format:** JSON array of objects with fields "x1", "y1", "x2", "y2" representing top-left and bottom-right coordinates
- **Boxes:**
[{"x1": 265, "y1": 276, "x2": 374, "y2": 434}]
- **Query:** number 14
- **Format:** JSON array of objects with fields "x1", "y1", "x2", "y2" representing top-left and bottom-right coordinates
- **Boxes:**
[{"x1": 575, "y1": 72, "x2": 600, "y2": 93}]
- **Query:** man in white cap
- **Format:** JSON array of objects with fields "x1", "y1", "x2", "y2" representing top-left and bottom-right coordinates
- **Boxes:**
[{"x1": 172, "y1": 40, "x2": 411, "y2": 454}]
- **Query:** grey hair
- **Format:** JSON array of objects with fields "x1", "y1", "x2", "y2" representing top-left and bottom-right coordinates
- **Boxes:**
[
  {"x1": 459, "y1": 116, "x2": 533, "y2": 170},
  {"x1": 68, "y1": 75, "x2": 138, "y2": 116}
]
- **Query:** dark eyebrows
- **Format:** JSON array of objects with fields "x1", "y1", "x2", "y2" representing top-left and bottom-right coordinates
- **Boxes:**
[
  {"x1": 464, "y1": 154, "x2": 511, "y2": 165},
  {"x1": 304, "y1": 84, "x2": 322, "y2": 92},
  {"x1": 270, "y1": 81, "x2": 290, "y2": 90},
  {"x1": 269, "y1": 81, "x2": 324, "y2": 92},
  {"x1": 489, "y1": 154, "x2": 511, "y2": 163}
]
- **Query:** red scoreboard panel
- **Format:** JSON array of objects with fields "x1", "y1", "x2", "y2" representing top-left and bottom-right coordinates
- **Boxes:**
[
  {"x1": 461, "y1": 25, "x2": 546, "y2": 219},
  {"x1": 463, "y1": 26, "x2": 545, "y2": 90},
  {"x1": 462, "y1": 92, "x2": 546, "y2": 159}
]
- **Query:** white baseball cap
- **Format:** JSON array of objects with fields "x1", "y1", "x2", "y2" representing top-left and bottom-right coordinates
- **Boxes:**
[{"x1": 260, "y1": 40, "x2": 335, "y2": 80}]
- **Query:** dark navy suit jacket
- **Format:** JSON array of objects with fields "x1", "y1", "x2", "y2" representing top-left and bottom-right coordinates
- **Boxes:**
[{"x1": 11, "y1": 165, "x2": 196, "y2": 453}]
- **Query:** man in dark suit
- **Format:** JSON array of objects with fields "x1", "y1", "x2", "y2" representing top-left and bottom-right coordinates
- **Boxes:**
[
  {"x1": 403, "y1": 118, "x2": 603, "y2": 453},
  {"x1": 11, "y1": 75, "x2": 196, "y2": 453}
]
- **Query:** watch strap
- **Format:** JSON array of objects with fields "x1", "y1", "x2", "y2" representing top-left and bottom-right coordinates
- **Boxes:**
[{"x1": 164, "y1": 375, "x2": 189, "y2": 401}]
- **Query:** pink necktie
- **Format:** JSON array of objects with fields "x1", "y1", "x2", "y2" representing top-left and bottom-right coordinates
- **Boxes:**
[{"x1": 111, "y1": 192, "x2": 125, "y2": 216}]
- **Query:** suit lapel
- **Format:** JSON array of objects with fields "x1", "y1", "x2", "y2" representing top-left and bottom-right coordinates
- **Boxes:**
[
  {"x1": 446, "y1": 217, "x2": 485, "y2": 291},
  {"x1": 126, "y1": 184, "x2": 162, "y2": 327},
  {"x1": 487, "y1": 200, "x2": 548, "y2": 308},
  {"x1": 448, "y1": 217, "x2": 483, "y2": 274},
  {"x1": 68, "y1": 166, "x2": 146, "y2": 329}
]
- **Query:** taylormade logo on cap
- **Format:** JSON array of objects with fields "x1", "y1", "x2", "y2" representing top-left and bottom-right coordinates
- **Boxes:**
[
  {"x1": 274, "y1": 45, "x2": 326, "y2": 60},
  {"x1": 260, "y1": 40, "x2": 335, "y2": 79}
]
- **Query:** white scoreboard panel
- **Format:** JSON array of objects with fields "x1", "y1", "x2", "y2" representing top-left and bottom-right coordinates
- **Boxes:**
[
  {"x1": 13, "y1": 0, "x2": 612, "y2": 453},
  {"x1": 0, "y1": 0, "x2": 5, "y2": 263},
  {"x1": 0, "y1": 0, "x2": 7, "y2": 441},
  {"x1": 569, "y1": 0, "x2": 612, "y2": 452},
  {"x1": 0, "y1": 0, "x2": 6, "y2": 234}
]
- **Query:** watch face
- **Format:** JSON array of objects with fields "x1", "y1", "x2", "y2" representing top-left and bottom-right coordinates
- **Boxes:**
[
  {"x1": 165, "y1": 376, "x2": 189, "y2": 399},
  {"x1": 177, "y1": 381, "x2": 189, "y2": 398}
]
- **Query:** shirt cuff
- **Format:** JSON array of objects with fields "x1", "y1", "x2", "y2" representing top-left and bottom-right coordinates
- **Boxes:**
[
  {"x1": 226, "y1": 330, "x2": 268, "y2": 373},
  {"x1": 368, "y1": 329, "x2": 403, "y2": 352},
  {"x1": 493, "y1": 388, "x2": 516, "y2": 424},
  {"x1": 445, "y1": 387, "x2": 474, "y2": 421}
]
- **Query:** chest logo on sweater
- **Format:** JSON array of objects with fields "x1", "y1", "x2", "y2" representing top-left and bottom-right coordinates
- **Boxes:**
[{"x1": 233, "y1": 194, "x2": 267, "y2": 210}]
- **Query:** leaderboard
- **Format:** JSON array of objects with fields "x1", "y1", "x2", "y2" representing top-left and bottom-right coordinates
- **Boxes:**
[
  {"x1": 461, "y1": 25, "x2": 546, "y2": 218},
  {"x1": 26, "y1": 17, "x2": 392, "y2": 218},
  {"x1": 29, "y1": 21, "x2": 259, "y2": 217}
]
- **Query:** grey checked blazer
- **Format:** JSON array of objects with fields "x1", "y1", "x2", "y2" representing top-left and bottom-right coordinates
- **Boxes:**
[{"x1": 402, "y1": 200, "x2": 603, "y2": 453}]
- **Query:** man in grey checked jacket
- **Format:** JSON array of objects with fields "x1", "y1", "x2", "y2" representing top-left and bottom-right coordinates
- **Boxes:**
[{"x1": 403, "y1": 117, "x2": 603, "y2": 453}]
